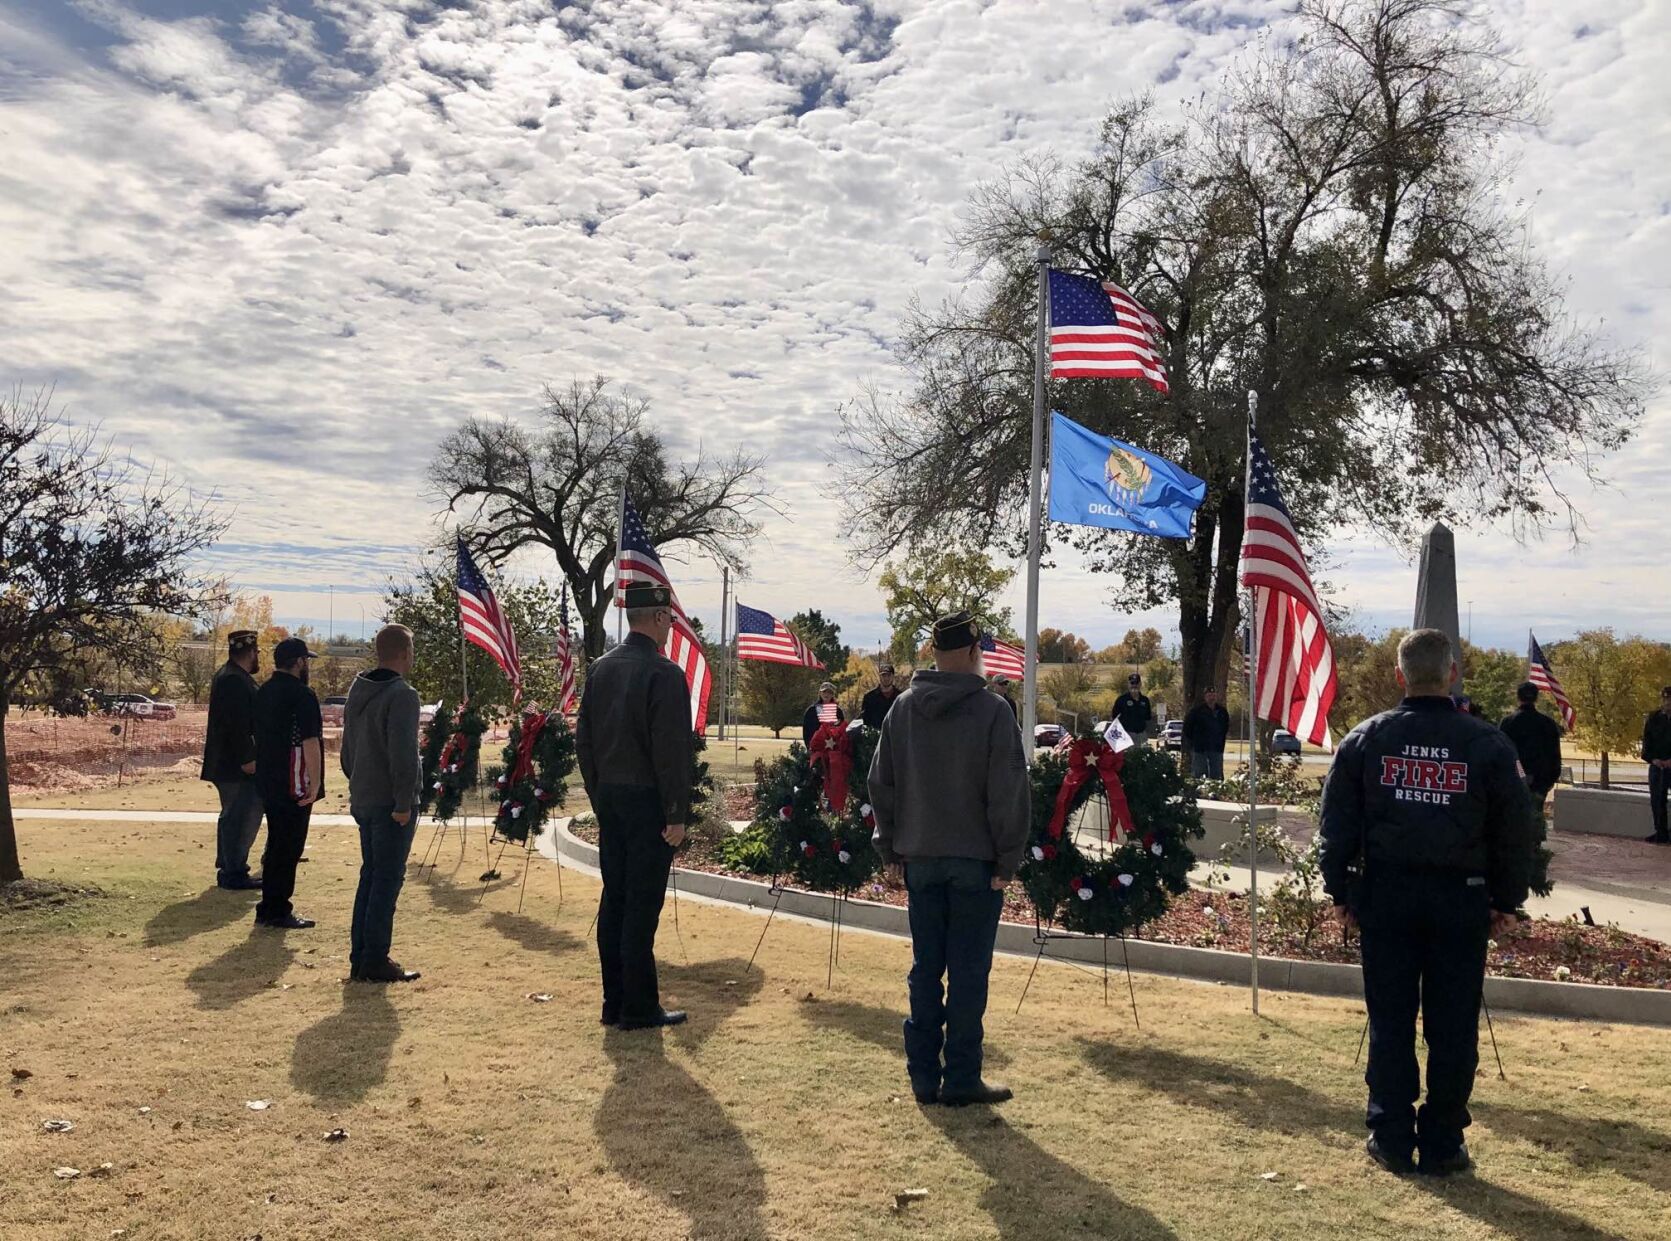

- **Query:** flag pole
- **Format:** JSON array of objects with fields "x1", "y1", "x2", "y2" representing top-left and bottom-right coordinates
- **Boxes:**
[
  {"x1": 615, "y1": 484, "x2": 627, "y2": 646},
  {"x1": 1244, "y1": 388, "x2": 1261, "y2": 1017},
  {"x1": 718, "y1": 565, "x2": 731, "y2": 741},
  {"x1": 1022, "y1": 242, "x2": 1052, "y2": 759}
]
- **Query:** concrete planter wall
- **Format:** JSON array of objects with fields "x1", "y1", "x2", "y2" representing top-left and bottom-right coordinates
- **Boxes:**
[
  {"x1": 1195, "y1": 799, "x2": 1288, "y2": 866},
  {"x1": 545, "y1": 820, "x2": 1671, "y2": 1027},
  {"x1": 1553, "y1": 785, "x2": 1652, "y2": 839}
]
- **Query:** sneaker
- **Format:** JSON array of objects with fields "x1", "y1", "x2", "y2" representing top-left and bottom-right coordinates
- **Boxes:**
[
  {"x1": 939, "y1": 1081, "x2": 1013, "y2": 1107},
  {"x1": 1366, "y1": 1135, "x2": 1416, "y2": 1175},
  {"x1": 1418, "y1": 1143, "x2": 1472, "y2": 1177},
  {"x1": 255, "y1": 913, "x2": 316, "y2": 930},
  {"x1": 618, "y1": 1009, "x2": 688, "y2": 1030}
]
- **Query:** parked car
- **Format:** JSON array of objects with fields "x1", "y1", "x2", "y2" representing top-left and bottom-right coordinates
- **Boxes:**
[
  {"x1": 97, "y1": 691, "x2": 177, "y2": 722},
  {"x1": 1033, "y1": 723, "x2": 1067, "y2": 749},
  {"x1": 1161, "y1": 719, "x2": 1184, "y2": 751},
  {"x1": 1271, "y1": 729, "x2": 1302, "y2": 756},
  {"x1": 320, "y1": 694, "x2": 349, "y2": 727}
]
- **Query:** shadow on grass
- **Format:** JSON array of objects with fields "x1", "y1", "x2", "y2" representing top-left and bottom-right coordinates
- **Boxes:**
[
  {"x1": 1081, "y1": 1041, "x2": 1630, "y2": 1241},
  {"x1": 484, "y1": 909, "x2": 581, "y2": 959},
  {"x1": 184, "y1": 927, "x2": 295, "y2": 1010},
  {"x1": 796, "y1": 997, "x2": 1011, "y2": 1071},
  {"x1": 290, "y1": 984, "x2": 401, "y2": 1105},
  {"x1": 597, "y1": 958, "x2": 766, "y2": 1239},
  {"x1": 1477, "y1": 1103, "x2": 1671, "y2": 1197},
  {"x1": 143, "y1": 886, "x2": 259, "y2": 947}
]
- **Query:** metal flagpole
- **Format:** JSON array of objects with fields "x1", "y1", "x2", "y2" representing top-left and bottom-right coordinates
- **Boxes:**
[
  {"x1": 1022, "y1": 242, "x2": 1052, "y2": 758},
  {"x1": 615, "y1": 483, "x2": 627, "y2": 646},
  {"x1": 1244, "y1": 388, "x2": 1261, "y2": 1016},
  {"x1": 718, "y1": 565, "x2": 731, "y2": 741}
]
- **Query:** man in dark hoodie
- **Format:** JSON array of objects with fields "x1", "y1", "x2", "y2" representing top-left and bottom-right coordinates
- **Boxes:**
[
  {"x1": 201, "y1": 629, "x2": 264, "y2": 890},
  {"x1": 340, "y1": 624, "x2": 423, "y2": 983},
  {"x1": 868, "y1": 610, "x2": 1031, "y2": 1107}
]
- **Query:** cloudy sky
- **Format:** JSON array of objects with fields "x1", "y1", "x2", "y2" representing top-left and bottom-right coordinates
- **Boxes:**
[{"x1": 1, "y1": 0, "x2": 1664, "y2": 655}]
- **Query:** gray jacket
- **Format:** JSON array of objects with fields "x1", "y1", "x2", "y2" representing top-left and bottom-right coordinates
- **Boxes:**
[
  {"x1": 867, "y1": 670, "x2": 1032, "y2": 880},
  {"x1": 340, "y1": 668, "x2": 422, "y2": 815}
]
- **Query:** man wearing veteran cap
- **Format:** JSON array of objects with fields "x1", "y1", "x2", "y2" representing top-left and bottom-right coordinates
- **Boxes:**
[
  {"x1": 868, "y1": 610, "x2": 1031, "y2": 1106},
  {"x1": 861, "y1": 663, "x2": 902, "y2": 729},
  {"x1": 576, "y1": 583, "x2": 694, "y2": 1029},
  {"x1": 253, "y1": 637, "x2": 324, "y2": 929},
  {"x1": 1113, "y1": 672, "x2": 1154, "y2": 746},
  {"x1": 201, "y1": 629, "x2": 265, "y2": 890}
]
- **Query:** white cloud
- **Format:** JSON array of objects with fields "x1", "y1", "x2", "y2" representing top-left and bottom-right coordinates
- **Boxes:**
[{"x1": 0, "y1": 0, "x2": 1663, "y2": 656}]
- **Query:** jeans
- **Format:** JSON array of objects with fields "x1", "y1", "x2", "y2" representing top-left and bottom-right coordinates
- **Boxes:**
[
  {"x1": 350, "y1": 805, "x2": 418, "y2": 969},
  {"x1": 595, "y1": 784, "x2": 674, "y2": 1024},
  {"x1": 1650, "y1": 764, "x2": 1669, "y2": 839},
  {"x1": 1189, "y1": 750, "x2": 1225, "y2": 780},
  {"x1": 256, "y1": 797, "x2": 313, "y2": 922},
  {"x1": 213, "y1": 778, "x2": 264, "y2": 885},
  {"x1": 903, "y1": 856, "x2": 1004, "y2": 1097},
  {"x1": 1357, "y1": 872, "x2": 1490, "y2": 1160}
]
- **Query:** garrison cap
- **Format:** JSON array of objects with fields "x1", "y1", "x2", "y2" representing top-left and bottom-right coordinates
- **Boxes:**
[
  {"x1": 932, "y1": 610, "x2": 981, "y2": 651},
  {"x1": 622, "y1": 583, "x2": 673, "y2": 609}
]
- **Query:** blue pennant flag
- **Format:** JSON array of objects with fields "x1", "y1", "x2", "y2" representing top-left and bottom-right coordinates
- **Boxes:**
[{"x1": 1046, "y1": 412, "x2": 1206, "y2": 539}]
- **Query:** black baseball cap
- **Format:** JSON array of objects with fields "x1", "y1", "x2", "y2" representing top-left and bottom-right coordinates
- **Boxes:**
[{"x1": 272, "y1": 637, "x2": 318, "y2": 665}]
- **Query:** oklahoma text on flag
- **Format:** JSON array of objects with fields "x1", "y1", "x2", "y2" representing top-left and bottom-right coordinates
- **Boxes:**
[{"x1": 1047, "y1": 412, "x2": 1206, "y2": 539}]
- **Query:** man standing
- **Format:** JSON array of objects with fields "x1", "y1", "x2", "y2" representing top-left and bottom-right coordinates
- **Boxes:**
[
  {"x1": 576, "y1": 584, "x2": 693, "y2": 1030},
  {"x1": 201, "y1": 629, "x2": 263, "y2": 890},
  {"x1": 1182, "y1": 688, "x2": 1231, "y2": 780},
  {"x1": 802, "y1": 680, "x2": 845, "y2": 747},
  {"x1": 253, "y1": 637, "x2": 323, "y2": 930},
  {"x1": 868, "y1": 611, "x2": 1030, "y2": 1107},
  {"x1": 1113, "y1": 673, "x2": 1153, "y2": 746},
  {"x1": 1319, "y1": 629, "x2": 1534, "y2": 1177},
  {"x1": 860, "y1": 664, "x2": 901, "y2": 729},
  {"x1": 1499, "y1": 682, "x2": 1563, "y2": 811},
  {"x1": 340, "y1": 624, "x2": 422, "y2": 983},
  {"x1": 1644, "y1": 686, "x2": 1671, "y2": 845},
  {"x1": 989, "y1": 675, "x2": 1019, "y2": 719}
]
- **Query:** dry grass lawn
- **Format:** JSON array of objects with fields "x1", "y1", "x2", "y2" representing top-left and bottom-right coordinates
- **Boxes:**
[{"x1": 3, "y1": 816, "x2": 1670, "y2": 1240}]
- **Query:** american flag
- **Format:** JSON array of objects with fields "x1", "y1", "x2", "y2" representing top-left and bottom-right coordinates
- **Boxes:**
[
  {"x1": 615, "y1": 495, "x2": 712, "y2": 733},
  {"x1": 1528, "y1": 633, "x2": 1575, "y2": 730},
  {"x1": 1239, "y1": 433, "x2": 1336, "y2": 749},
  {"x1": 736, "y1": 603, "x2": 824, "y2": 669},
  {"x1": 979, "y1": 634, "x2": 1026, "y2": 681},
  {"x1": 1047, "y1": 268, "x2": 1170, "y2": 394},
  {"x1": 457, "y1": 539, "x2": 521, "y2": 699},
  {"x1": 554, "y1": 586, "x2": 577, "y2": 716}
]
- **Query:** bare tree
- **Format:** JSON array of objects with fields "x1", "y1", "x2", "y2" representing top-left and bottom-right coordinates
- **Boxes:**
[
  {"x1": 838, "y1": 0, "x2": 1649, "y2": 704},
  {"x1": 0, "y1": 390, "x2": 226, "y2": 884},
  {"x1": 431, "y1": 378, "x2": 772, "y2": 657}
]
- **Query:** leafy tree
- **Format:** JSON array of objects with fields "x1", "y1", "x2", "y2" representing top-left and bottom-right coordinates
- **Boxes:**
[
  {"x1": 431, "y1": 377, "x2": 771, "y2": 658},
  {"x1": 838, "y1": 0, "x2": 1646, "y2": 707},
  {"x1": 1038, "y1": 628, "x2": 1092, "y2": 664},
  {"x1": 1551, "y1": 631, "x2": 1671, "y2": 787},
  {"x1": 0, "y1": 391, "x2": 225, "y2": 884},
  {"x1": 738, "y1": 660, "x2": 821, "y2": 738},
  {"x1": 787, "y1": 609, "x2": 848, "y2": 673},
  {"x1": 1040, "y1": 663, "x2": 1100, "y2": 730},
  {"x1": 1460, "y1": 641, "x2": 1527, "y2": 725},
  {"x1": 878, "y1": 546, "x2": 1015, "y2": 664}
]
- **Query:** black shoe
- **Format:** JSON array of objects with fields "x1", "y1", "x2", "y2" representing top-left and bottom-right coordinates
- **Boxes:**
[
  {"x1": 1418, "y1": 1143, "x2": 1471, "y2": 1177},
  {"x1": 255, "y1": 913, "x2": 316, "y2": 930},
  {"x1": 601, "y1": 1010, "x2": 620, "y2": 1028},
  {"x1": 1366, "y1": 1135, "x2": 1416, "y2": 1175},
  {"x1": 1645, "y1": 834, "x2": 1670, "y2": 846},
  {"x1": 939, "y1": 1081, "x2": 1013, "y2": 1107},
  {"x1": 217, "y1": 876, "x2": 263, "y2": 891},
  {"x1": 913, "y1": 1090, "x2": 939, "y2": 1106},
  {"x1": 618, "y1": 1009, "x2": 687, "y2": 1030},
  {"x1": 358, "y1": 959, "x2": 420, "y2": 983}
]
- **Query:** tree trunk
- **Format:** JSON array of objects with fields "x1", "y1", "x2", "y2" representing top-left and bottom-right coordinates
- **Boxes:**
[
  {"x1": 1177, "y1": 487, "x2": 1246, "y2": 708},
  {"x1": 0, "y1": 705, "x2": 22, "y2": 884},
  {"x1": 1600, "y1": 751, "x2": 1610, "y2": 790}
]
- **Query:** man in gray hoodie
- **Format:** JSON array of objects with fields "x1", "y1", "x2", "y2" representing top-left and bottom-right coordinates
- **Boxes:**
[
  {"x1": 340, "y1": 624, "x2": 423, "y2": 983},
  {"x1": 868, "y1": 610, "x2": 1031, "y2": 1106}
]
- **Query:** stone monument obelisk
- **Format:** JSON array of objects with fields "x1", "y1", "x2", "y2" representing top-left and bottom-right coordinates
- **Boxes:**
[{"x1": 1412, "y1": 521, "x2": 1464, "y2": 696}]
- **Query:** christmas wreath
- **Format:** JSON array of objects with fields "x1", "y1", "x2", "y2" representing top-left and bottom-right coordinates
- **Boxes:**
[
  {"x1": 484, "y1": 709, "x2": 578, "y2": 843},
  {"x1": 751, "y1": 724, "x2": 883, "y2": 893},
  {"x1": 1020, "y1": 741, "x2": 1203, "y2": 937},
  {"x1": 419, "y1": 700, "x2": 487, "y2": 822}
]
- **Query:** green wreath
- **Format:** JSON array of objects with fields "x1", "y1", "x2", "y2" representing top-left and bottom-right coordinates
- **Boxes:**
[
  {"x1": 750, "y1": 725, "x2": 883, "y2": 893},
  {"x1": 484, "y1": 710, "x2": 577, "y2": 843},
  {"x1": 1020, "y1": 742, "x2": 1203, "y2": 938},
  {"x1": 419, "y1": 701, "x2": 487, "y2": 823}
]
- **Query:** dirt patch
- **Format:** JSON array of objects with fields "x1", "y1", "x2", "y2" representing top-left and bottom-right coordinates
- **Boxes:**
[{"x1": 0, "y1": 878, "x2": 105, "y2": 916}]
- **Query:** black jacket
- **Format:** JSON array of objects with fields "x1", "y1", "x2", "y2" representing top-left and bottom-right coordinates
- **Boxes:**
[
  {"x1": 200, "y1": 660, "x2": 257, "y2": 783},
  {"x1": 1113, "y1": 692, "x2": 1153, "y2": 735},
  {"x1": 860, "y1": 685, "x2": 899, "y2": 730},
  {"x1": 802, "y1": 700, "x2": 846, "y2": 747},
  {"x1": 1499, "y1": 705, "x2": 1563, "y2": 796},
  {"x1": 1319, "y1": 696, "x2": 1535, "y2": 914},
  {"x1": 1181, "y1": 703, "x2": 1230, "y2": 754},
  {"x1": 576, "y1": 632, "x2": 694, "y2": 824},
  {"x1": 1644, "y1": 709, "x2": 1671, "y2": 764}
]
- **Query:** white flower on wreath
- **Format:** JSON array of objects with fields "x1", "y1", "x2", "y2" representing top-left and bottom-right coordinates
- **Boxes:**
[
  {"x1": 1117, "y1": 873, "x2": 1135, "y2": 887},
  {"x1": 1076, "y1": 887, "x2": 1094, "y2": 901},
  {"x1": 837, "y1": 850, "x2": 852, "y2": 864},
  {"x1": 1151, "y1": 843, "x2": 1164, "y2": 857}
]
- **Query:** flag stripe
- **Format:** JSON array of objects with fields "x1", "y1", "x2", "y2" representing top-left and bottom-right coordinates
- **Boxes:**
[
  {"x1": 616, "y1": 495, "x2": 711, "y2": 733},
  {"x1": 1047, "y1": 269, "x2": 1170, "y2": 395},
  {"x1": 457, "y1": 541, "x2": 521, "y2": 697},
  {"x1": 735, "y1": 603, "x2": 824, "y2": 669},
  {"x1": 1528, "y1": 634, "x2": 1575, "y2": 730},
  {"x1": 979, "y1": 636, "x2": 1026, "y2": 680}
]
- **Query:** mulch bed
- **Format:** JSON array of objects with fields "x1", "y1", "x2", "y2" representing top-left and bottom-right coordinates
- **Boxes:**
[{"x1": 570, "y1": 818, "x2": 1671, "y2": 990}]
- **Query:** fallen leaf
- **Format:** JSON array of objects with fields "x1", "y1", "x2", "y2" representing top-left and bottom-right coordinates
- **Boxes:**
[
  {"x1": 892, "y1": 1188, "x2": 929, "y2": 1213},
  {"x1": 1294, "y1": 1184, "x2": 1309, "y2": 1193},
  {"x1": 407, "y1": 1096, "x2": 421, "y2": 1109},
  {"x1": 10, "y1": 1067, "x2": 32, "y2": 1080},
  {"x1": 528, "y1": 993, "x2": 553, "y2": 1003},
  {"x1": 137, "y1": 1107, "x2": 152, "y2": 1116},
  {"x1": 89, "y1": 1162, "x2": 115, "y2": 1178},
  {"x1": 42, "y1": 1119, "x2": 75, "y2": 1133},
  {"x1": 1259, "y1": 1171, "x2": 1280, "y2": 1181},
  {"x1": 246, "y1": 1100, "x2": 271, "y2": 1111},
  {"x1": 171, "y1": 1120, "x2": 184, "y2": 1131},
  {"x1": 323, "y1": 1128, "x2": 348, "y2": 1142},
  {"x1": 53, "y1": 1167, "x2": 81, "y2": 1180}
]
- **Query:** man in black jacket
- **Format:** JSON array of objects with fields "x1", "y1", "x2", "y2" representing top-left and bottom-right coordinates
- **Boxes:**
[
  {"x1": 1113, "y1": 674, "x2": 1153, "y2": 746},
  {"x1": 1320, "y1": 629, "x2": 1535, "y2": 1177},
  {"x1": 861, "y1": 664, "x2": 901, "y2": 729},
  {"x1": 200, "y1": 629, "x2": 264, "y2": 890},
  {"x1": 1498, "y1": 682, "x2": 1562, "y2": 808},
  {"x1": 1645, "y1": 686, "x2": 1671, "y2": 844},
  {"x1": 1182, "y1": 688, "x2": 1231, "y2": 780},
  {"x1": 577, "y1": 584, "x2": 694, "y2": 1030}
]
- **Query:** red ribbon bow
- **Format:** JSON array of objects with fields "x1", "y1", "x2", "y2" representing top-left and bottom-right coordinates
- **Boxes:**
[
  {"x1": 1046, "y1": 738, "x2": 1133, "y2": 844},
  {"x1": 509, "y1": 710, "x2": 550, "y2": 785},
  {"x1": 808, "y1": 721, "x2": 854, "y2": 815}
]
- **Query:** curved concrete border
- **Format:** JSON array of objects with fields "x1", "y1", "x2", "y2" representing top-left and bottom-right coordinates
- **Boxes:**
[{"x1": 544, "y1": 821, "x2": 1671, "y2": 1028}]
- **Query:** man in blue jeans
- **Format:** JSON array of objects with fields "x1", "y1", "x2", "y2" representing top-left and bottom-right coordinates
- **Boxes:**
[
  {"x1": 340, "y1": 624, "x2": 423, "y2": 983},
  {"x1": 200, "y1": 629, "x2": 264, "y2": 889},
  {"x1": 869, "y1": 610, "x2": 1031, "y2": 1106}
]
